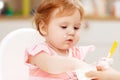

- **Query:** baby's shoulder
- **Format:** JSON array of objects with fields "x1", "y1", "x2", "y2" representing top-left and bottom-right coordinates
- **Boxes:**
[{"x1": 26, "y1": 42, "x2": 50, "y2": 55}]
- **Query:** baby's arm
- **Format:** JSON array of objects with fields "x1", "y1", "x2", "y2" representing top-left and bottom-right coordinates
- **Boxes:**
[{"x1": 30, "y1": 51, "x2": 90, "y2": 74}]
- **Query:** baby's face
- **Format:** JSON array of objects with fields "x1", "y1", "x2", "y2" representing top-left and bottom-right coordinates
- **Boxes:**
[{"x1": 45, "y1": 9, "x2": 82, "y2": 51}]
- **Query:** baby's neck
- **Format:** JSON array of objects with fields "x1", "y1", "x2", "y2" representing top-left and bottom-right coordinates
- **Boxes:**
[
  {"x1": 56, "y1": 50, "x2": 69, "y2": 56},
  {"x1": 45, "y1": 42, "x2": 69, "y2": 56}
]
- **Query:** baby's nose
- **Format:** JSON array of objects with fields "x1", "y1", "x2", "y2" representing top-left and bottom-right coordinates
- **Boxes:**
[{"x1": 67, "y1": 29, "x2": 75, "y2": 35}]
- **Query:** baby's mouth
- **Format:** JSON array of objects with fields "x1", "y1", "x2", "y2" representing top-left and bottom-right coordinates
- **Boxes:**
[{"x1": 66, "y1": 39, "x2": 73, "y2": 43}]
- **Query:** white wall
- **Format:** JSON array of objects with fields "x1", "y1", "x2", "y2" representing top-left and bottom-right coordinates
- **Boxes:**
[
  {"x1": 0, "y1": 19, "x2": 35, "y2": 41},
  {"x1": 0, "y1": 19, "x2": 120, "y2": 71}
]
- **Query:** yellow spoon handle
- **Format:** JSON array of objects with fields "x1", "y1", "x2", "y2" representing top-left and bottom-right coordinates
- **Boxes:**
[{"x1": 108, "y1": 40, "x2": 118, "y2": 58}]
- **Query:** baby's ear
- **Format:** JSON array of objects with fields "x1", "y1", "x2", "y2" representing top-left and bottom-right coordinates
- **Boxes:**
[{"x1": 39, "y1": 21, "x2": 47, "y2": 36}]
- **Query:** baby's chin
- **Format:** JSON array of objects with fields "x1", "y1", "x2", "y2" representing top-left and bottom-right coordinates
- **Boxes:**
[{"x1": 62, "y1": 44, "x2": 74, "y2": 49}]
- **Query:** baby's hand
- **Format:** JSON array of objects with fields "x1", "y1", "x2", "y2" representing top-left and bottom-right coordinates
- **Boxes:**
[{"x1": 97, "y1": 57, "x2": 113, "y2": 70}]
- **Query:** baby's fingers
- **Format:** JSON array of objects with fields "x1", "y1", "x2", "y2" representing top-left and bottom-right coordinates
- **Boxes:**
[{"x1": 96, "y1": 66, "x2": 104, "y2": 71}]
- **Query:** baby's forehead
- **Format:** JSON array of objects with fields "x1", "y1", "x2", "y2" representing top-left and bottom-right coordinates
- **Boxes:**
[
  {"x1": 51, "y1": 7, "x2": 80, "y2": 18},
  {"x1": 49, "y1": 9, "x2": 81, "y2": 24}
]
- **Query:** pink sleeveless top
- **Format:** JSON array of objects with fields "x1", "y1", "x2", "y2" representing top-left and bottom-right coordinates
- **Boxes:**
[{"x1": 25, "y1": 42, "x2": 95, "y2": 80}]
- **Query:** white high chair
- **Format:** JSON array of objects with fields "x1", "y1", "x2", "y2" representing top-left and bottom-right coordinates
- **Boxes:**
[{"x1": 0, "y1": 28, "x2": 44, "y2": 80}]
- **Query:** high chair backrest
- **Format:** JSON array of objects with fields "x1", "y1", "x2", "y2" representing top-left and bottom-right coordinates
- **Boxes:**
[{"x1": 0, "y1": 28, "x2": 44, "y2": 80}]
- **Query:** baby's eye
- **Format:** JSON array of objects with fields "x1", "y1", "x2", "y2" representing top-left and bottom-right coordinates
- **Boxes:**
[
  {"x1": 74, "y1": 26, "x2": 80, "y2": 30},
  {"x1": 61, "y1": 26, "x2": 67, "y2": 29}
]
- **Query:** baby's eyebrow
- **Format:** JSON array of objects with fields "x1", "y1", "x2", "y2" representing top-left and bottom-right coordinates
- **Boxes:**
[
  {"x1": 63, "y1": 21, "x2": 70, "y2": 23},
  {"x1": 75, "y1": 23, "x2": 81, "y2": 25},
  {"x1": 59, "y1": 22, "x2": 69, "y2": 25}
]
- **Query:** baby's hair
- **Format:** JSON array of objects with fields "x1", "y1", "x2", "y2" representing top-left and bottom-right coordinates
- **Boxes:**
[{"x1": 34, "y1": 0, "x2": 84, "y2": 36}]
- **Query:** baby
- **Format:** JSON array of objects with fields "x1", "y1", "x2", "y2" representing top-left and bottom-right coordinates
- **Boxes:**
[{"x1": 25, "y1": 0, "x2": 96, "y2": 80}]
